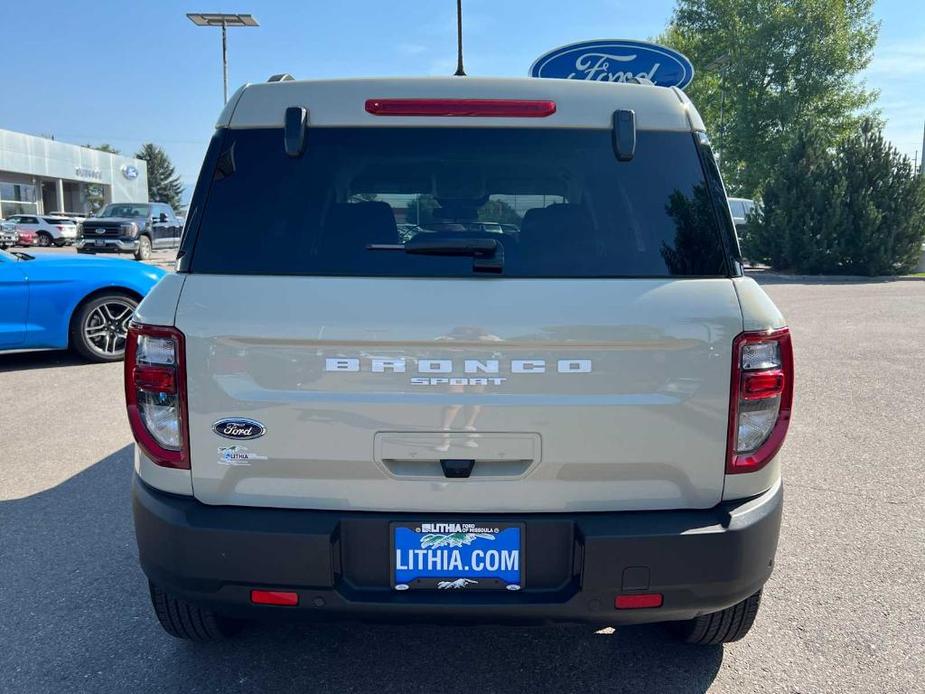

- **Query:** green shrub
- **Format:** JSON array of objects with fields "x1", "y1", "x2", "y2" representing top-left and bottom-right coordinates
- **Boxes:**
[{"x1": 745, "y1": 119, "x2": 925, "y2": 275}]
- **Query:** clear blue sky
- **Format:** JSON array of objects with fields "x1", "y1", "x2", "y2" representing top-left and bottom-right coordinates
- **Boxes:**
[{"x1": 1, "y1": 0, "x2": 922, "y2": 193}]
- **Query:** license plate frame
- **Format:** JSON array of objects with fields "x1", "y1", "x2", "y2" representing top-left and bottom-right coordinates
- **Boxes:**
[{"x1": 390, "y1": 521, "x2": 525, "y2": 591}]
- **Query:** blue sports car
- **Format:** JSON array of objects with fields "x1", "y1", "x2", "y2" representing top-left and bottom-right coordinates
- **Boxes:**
[{"x1": 0, "y1": 248, "x2": 166, "y2": 362}]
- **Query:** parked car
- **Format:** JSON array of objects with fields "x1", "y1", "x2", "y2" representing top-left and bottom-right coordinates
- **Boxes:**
[
  {"x1": 1, "y1": 219, "x2": 37, "y2": 247},
  {"x1": 129, "y1": 77, "x2": 790, "y2": 645},
  {"x1": 397, "y1": 223, "x2": 425, "y2": 241},
  {"x1": 0, "y1": 248, "x2": 165, "y2": 361},
  {"x1": 49, "y1": 210, "x2": 88, "y2": 222},
  {"x1": 728, "y1": 197, "x2": 758, "y2": 248},
  {"x1": 76, "y1": 202, "x2": 182, "y2": 261},
  {"x1": 3, "y1": 214, "x2": 78, "y2": 247},
  {"x1": 14, "y1": 228, "x2": 36, "y2": 247},
  {"x1": 0, "y1": 225, "x2": 17, "y2": 249}
]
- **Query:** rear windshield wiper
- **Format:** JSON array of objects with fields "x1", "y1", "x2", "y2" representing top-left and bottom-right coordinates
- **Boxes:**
[{"x1": 368, "y1": 237, "x2": 504, "y2": 273}]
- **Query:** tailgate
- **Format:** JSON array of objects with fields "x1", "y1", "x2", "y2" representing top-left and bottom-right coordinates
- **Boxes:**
[{"x1": 177, "y1": 275, "x2": 742, "y2": 512}]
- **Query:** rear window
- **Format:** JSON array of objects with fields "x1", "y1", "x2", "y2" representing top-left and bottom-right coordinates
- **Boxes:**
[{"x1": 189, "y1": 128, "x2": 729, "y2": 277}]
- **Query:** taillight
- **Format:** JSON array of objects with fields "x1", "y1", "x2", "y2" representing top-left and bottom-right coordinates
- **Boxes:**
[
  {"x1": 727, "y1": 328, "x2": 794, "y2": 474},
  {"x1": 125, "y1": 322, "x2": 189, "y2": 469},
  {"x1": 365, "y1": 98, "x2": 557, "y2": 118}
]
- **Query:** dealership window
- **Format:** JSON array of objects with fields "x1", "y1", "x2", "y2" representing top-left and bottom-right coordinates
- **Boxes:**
[{"x1": 0, "y1": 182, "x2": 38, "y2": 219}]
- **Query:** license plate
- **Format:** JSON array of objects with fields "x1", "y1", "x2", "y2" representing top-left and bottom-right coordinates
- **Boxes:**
[
  {"x1": 95, "y1": 239, "x2": 104, "y2": 247},
  {"x1": 391, "y1": 521, "x2": 523, "y2": 591}
]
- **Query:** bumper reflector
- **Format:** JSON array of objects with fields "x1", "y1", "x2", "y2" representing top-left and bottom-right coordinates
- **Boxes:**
[
  {"x1": 250, "y1": 590, "x2": 299, "y2": 606},
  {"x1": 615, "y1": 593, "x2": 663, "y2": 609}
]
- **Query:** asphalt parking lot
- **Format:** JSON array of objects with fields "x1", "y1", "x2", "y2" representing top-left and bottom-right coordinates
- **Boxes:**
[{"x1": 1, "y1": 268, "x2": 923, "y2": 694}]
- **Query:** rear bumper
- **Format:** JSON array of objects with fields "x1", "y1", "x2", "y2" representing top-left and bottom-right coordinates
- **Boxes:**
[
  {"x1": 133, "y1": 476, "x2": 782, "y2": 625},
  {"x1": 75, "y1": 238, "x2": 138, "y2": 253}
]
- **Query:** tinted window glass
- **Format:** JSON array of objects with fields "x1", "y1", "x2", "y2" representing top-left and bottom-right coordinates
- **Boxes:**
[
  {"x1": 100, "y1": 204, "x2": 149, "y2": 218},
  {"x1": 191, "y1": 128, "x2": 728, "y2": 277}
]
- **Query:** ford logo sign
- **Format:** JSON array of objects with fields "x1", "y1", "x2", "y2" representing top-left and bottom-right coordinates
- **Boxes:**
[
  {"x1": 121, "y1": 164, "x2": 139, "y2": 180},
  {"x1": 530, "y1": 39, "x2": 694, "y2": 89},
  {"x1": 212, "y1": 418, "x2": 267, "y2": 440}
]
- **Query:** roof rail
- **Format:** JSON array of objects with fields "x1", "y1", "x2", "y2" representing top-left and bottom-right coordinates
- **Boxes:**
[{"x1": 267, "y1": 73, "x2": 294, "y2": 83}]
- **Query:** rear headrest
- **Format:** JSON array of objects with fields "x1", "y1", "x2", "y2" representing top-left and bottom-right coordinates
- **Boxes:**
[
  {"x1": 322, "y1": 201, "x2": 399, "y2": 248},
  {"x1": 520, "y1": 203, "x2": 594, "y2": 246}
]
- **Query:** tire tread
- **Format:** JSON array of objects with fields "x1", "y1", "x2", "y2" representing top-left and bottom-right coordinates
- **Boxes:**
[
  {"x1": 148, "y1": 582, "x2": 237, "y2": 642},
  {"x1": 674, "y1": 590, "x2": 762, "y2": 645}
]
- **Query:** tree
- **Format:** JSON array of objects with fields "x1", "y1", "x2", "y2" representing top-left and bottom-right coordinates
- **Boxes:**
[
  {"x1": 747, "y1": 119, "x2": 925, "y2": 275},
  {"x1": 478, "y1": 199, "x2": 522, "y2": 226},
  {"x1": 404, "y1": 194, "x2": 440, "y2": 225},
  {"x1": 660, "y1": 0, "x2": 879, "y2": 196},
  {"x1": 135, "y1": 143, "x2": 184, "y2": 210},
  {"x1": 82, "y1": 144, "x2": 121, "y2": 213},
  {"x1": 662, "y1": 184, "x2": 729, "y2": 275}
]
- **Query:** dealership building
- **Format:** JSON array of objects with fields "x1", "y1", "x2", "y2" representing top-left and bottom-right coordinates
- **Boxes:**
[{"x1": 0, "y1": 128, "x2": 148, "y2": 218}]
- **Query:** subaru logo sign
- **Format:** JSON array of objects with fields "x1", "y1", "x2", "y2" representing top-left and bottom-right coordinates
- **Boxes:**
[
  {"x1": 121, "y1": 164, "x2": 139, "y2": 180},
  {"x1": 530, "y1": 39, "x2": 694, "y2": 89}
]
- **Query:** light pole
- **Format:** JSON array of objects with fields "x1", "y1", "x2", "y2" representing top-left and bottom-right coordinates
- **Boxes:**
[
  {"x1": 920, "y1": 120, "x2": 925, "y2": 175},
  {"x1": 705, "y1": 54, "x2": 731, "y2": 166},
  {"x1": 187, "y1": 12, "x2": 259, "y2": 103}
]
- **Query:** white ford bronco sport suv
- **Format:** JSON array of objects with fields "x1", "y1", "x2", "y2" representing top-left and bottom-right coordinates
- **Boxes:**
[{"x1": 127, "y1": 77, "x2": 792, "y2": 644}]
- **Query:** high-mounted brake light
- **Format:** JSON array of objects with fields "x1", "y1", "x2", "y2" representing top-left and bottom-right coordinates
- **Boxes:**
[
  {"x1": 727, "y1": 328, "x2": 794, "y2": 474},
  {"x1": 125, "y1": 323, "x2": 189, "y2": 469},
  {"x1": 364, "y1": 98, "x2": 557, "y2": 118}
]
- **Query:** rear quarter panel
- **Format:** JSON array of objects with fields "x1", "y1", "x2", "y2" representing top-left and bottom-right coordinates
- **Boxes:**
[{"x1": 725, "y1": 277, "x2": 788, "y2": 501}]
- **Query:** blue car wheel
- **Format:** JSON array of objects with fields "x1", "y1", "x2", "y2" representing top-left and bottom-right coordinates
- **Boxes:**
[{"x1": 70, "y1": 292, "x2": 138, "y2": 362}]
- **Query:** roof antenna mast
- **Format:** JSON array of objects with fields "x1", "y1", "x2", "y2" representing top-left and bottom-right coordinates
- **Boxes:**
[{"x1": 454, "y1": 0, "x2": 466, "y2": 76}]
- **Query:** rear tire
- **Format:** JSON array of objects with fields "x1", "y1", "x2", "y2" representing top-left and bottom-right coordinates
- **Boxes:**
[
  {"x1": 36, "y1": 231, "x2": 52, "y2": 247},
  {"x1": 671, "y1": 590, "x2": 763, "y2": 645},
  {"x1": 134, "y1": 234, "x2": 152, "y2": 261},
  {"x1": 149, "y1": 582, "x2": 241, "y2": 641}
]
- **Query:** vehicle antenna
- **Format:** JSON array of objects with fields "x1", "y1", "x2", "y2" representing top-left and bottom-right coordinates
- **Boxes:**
[{"x1": 454, "y1": 0, "x2": 466, "y2": 76}]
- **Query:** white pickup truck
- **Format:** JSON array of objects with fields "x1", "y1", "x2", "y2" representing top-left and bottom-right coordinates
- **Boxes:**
[{"x1": 127, "y1": 76, "x2": 792, "y2": 644}]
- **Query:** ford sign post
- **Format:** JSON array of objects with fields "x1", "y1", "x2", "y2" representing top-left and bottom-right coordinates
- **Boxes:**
[{"x1": 530, "y1": 39, "x2": 694, "y2": 89}]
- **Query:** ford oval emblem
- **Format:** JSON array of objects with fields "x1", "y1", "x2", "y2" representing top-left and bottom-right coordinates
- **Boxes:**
[
  {"x1": 212, "y1": 418, "x2": 267, "y2": 440},
  {"x1": 530, "y1": 39, "x2": 694, "y2": 89},
  {"x1": 121, "y1": 164, "x2": 139, "y2": 180}
]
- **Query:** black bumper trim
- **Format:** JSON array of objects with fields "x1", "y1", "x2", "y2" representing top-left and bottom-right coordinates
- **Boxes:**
[{"x1": 133, "y1": 476, "x2": 782, "y2": 625}]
